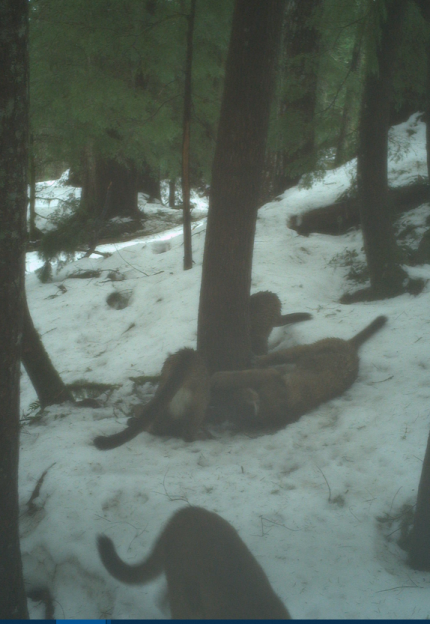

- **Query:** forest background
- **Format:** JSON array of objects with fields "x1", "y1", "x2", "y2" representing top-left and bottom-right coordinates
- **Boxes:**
[{"x1": 2, "y1": 0, "x2": 430, "y2": 618}]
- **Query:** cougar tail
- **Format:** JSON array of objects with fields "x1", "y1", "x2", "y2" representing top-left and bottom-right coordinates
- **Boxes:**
[
  {"x1": 274, "y1": 312, "x2": 312, "y2": 327},
  {"x1": 349, "y1": 315, "x2": 387, "y2": 349},
  {"x1": 93, "y1": 348, "x2": 198, "y2": 451},
  {"x1": 97, "y1": 533, "x2": 164, "y2": 585},
  {"x1": 93, "y1": 419, "x2": 147, "y2": 450}
]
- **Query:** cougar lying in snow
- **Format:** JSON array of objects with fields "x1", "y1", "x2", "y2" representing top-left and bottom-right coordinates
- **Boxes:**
[
  {"x1": 94, "y1": 348, "x2": 210, "y2": 449},
  {"x1": 97, "y1": 506, "x2": 291, "y2": 620},
  {"x1": 212, "y1": 316, "x2": 387, "y2": 429},
  {"x1": 250, "y1": 291, "x2": 312, "y2": 355}
]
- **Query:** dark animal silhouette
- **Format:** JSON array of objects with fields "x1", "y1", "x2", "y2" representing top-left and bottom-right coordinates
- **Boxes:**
[
  {"x1": 212, "y1": 316, "x2": 387, "y2": 428},
  {"x1": 94, "y1": 349, "x2": 210, "y2": 449},
  {"x1": 250, "y1": 291, "x2": 312, "y2": 355},
  {"x1": 97, "y1": 506, "x2": 290, "y2": 619}
]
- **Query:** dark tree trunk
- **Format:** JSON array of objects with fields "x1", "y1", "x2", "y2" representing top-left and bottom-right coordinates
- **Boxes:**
[
  {"x1": 136, "y1": 163, "x2": 161, "y2": 201},
  {"x1": 0, "y1": 0, "x2": 30, "y2": 618},
  {"x1": 413, "y1": 1, "x2": 430, "y2": 181},
  {"x1": 80, "y1": 148, "x2": 140, "y2": 220},
  {"x1": 357, "y1": 0, "x2": 409, "y2": 298},
  {"x1": 409, "y1": 430, "x2": 430, "y2": 570},
  {"x1": 182, "y1": 0, "x2": 196, "y2": 271},
  {"x1": 22, "y1": 295, "x2": 74, "y2": 408},
  {"x1": 197, "y1": 0, "x2": 284, "y2": 374},
  {"x1": 426, "y1": 42, "x2": 430, "y2": 182},
  {"x1": 269, "y1": 0, "x2": 321, "y2": 197},
  {"x1": 104, "y1": 160, "x2": 138, "y2": 218},
  {"x1": 169, "y1": 179, "x2": 176, "y2": 208},
  {"x1": 28, "y1": 132, "x2": 40, "y2": 240}
]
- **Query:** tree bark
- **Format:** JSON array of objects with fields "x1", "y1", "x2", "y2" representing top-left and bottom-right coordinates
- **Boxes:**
[
  {"x1": 182, "y1": 0, "x2": 196, "y2": 271},
  {"x1": 80, "y1": 148, "x2": 140, "y2": 220},
  {"x1": 426, "y1": 41, "x2": 430, "y2": 182},
  {"x1": 28, "y1": 132, "x2": 40, "y2": 240},
  {"x1": 22, "y1": 295, "x2": 74, "y2": 408},
  {"x1": 357, "y1": 0, "x2": 409, "y2": 298},
  {"x1": 412, "y1": 1, "x2": 430, "y2": 181},
  {"x1": 409, "y1": 430, "x2": 430, "y2": 570},
  {"x1": 169, "y1": 179, "x2": 176, "y2": 208},
  {"x1": 0, "y1": 0, "x2": 30, "y2": 617},
  {"x1": 136, "y1": 163, "x2": 161, "y2": 201},
  {"x1": 197, "y1": 0, "x2": 284, "y2": 373}
]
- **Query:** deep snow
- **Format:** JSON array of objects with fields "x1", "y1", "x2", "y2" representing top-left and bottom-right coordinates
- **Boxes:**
[{"x1": 22, "y1": 113, "x2": 430, "y2": 619}]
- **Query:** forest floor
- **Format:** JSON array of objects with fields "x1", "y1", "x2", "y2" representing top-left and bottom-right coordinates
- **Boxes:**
[{"x1": 22, "y1": 113, "x2": 430, "y2": 619}]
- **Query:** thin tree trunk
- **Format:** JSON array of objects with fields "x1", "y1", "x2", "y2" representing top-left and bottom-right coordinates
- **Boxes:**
[
  {"x1": 197, "y1": 0, "x2": 284, "y2": 373},
  {"x1": 28, "y1": 131, "x2": 39, "y2": 240},
  {"x1": 182, "y1": 0, "x2": 196, "y2": 271},
  {"x1": 409, "y1": 430, "x2": 430, "y2": 570},
  {"x1": 357, "y1": 0, "x2": 409, "y2": 298},
  {"x1": 426, "y1": 41, "x2": 430, "y2": 182},
  {"x1": 169, "y1": 179, "x2": 176, "y2": 208},
  {"x1": 22, "y1": 294, "x2": 74, "y2": 407},
  {"x1": 413, "y1": 1, "x2": 430, "y2": 181},
  {"x1": 0, "y1": 0, "x2": 30, "y2": 617}
]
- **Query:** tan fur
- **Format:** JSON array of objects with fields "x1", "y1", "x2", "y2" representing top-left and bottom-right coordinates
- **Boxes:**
[
  {"x1": 250, "y1": 291, "x2": 312, "y2": 355},
  {"x1": 94, "y1": 349, "x2": 210, "y2": 449},
  {"x1": 212, "y1": 316, "x2": 387, "y2": 429},
  {"x1": 97, "y1": 506, "x2": 291, "y2": 619}
]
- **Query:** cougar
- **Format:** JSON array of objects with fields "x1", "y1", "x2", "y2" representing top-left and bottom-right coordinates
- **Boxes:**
[
  {"x1": 250, "y1": 291, "x2": 312, "y2": 355},
  {"x1": 97, "y1": 506, "x2": 291, "y2": 619},
  {"x1": 93, "y1": 348, "x2": 210, "y2": 449},
  {"x1": 212, "y1": 316, "x2": 387, "y2": 429}
]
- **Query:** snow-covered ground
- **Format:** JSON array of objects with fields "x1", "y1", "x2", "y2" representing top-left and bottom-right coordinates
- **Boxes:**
[{"x1": 22, "y1": 114, "x2": 430, "y2": 619}]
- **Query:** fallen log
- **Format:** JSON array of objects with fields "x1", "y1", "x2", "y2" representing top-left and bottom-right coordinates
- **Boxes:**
[{"x1": 288, "y1": 181, "x2": 430, "y2": 236}]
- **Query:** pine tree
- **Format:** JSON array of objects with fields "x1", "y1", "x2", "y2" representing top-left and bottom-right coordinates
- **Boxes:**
[
  {"x1": 182, "y1": 0, "x2": 197, "y2": 271},
  {"x1": 0, "y1": 0, "x2": 30, "y2": 617},
  {"x1": 356, "y1": 0, "x2": 413, "y2": 299},
  {"x1": 198, "y1": 0, "x2": 284, "y2": 373}
]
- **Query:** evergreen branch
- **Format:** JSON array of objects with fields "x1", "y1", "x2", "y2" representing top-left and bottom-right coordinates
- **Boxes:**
[
  {"x1": 142, "y1": 94, "x2": 181, "y2": 125},
  {"x1": 34, "y1": 12, "x2": 187, "y2": 36}
]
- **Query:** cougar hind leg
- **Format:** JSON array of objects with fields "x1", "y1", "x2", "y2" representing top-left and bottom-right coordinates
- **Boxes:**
[{"x1": 255, "y1": 342, "x2": 323, "y2": 367}]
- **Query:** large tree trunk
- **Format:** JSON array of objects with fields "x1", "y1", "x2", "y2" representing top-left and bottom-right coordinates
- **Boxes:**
[
  {"x1": 409, "y1": 430, "x2": 430, "y2": 570},
  {"x1": 136, "y1": 164, "x2": 161, "y2": 202},
  {"x1": 22, "y1": 294, "x2": 74, "y2": 408},
  {"x1": 197, "y1": 0, "x2": 284, "y2": 374},
  {"x1": 80, "y1": 148, "x2": 140, "y2": 220},
  {"x1": 269, "y1": 0, "x2": 321, "y2": 197},
  {"x1": 0, "y1": 0, "x2": 30, "y2": 617},
  {"x1": 357, "y1": 0, "x2": 409, "y2": 298},
  {"x1": 182, "y1": 0, "x2": 196, "y2": 271}
]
